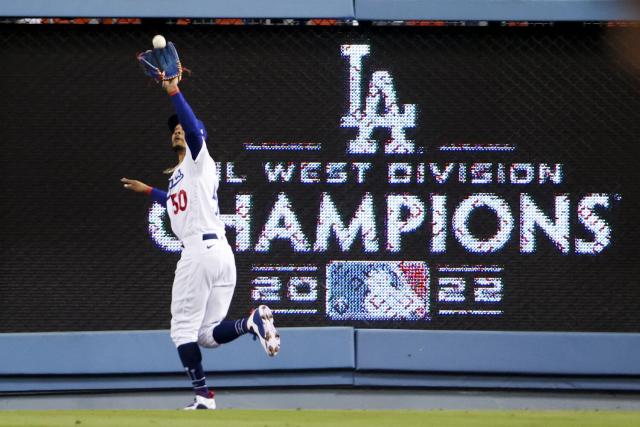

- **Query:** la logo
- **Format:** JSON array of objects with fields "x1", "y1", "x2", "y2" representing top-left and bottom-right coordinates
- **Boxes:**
[{"x1": 340, "y1": 45, "x2": 417, "y2": 154}]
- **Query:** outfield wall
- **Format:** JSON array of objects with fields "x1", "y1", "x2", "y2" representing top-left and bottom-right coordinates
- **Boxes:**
[{"x1": 1, "y1": 329, "x2": 639, "y2": 393}]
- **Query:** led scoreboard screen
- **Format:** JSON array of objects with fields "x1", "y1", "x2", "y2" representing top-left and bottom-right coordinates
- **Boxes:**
[{"x1": 1, "y1": 25, "x2": 639, "y2": 332}]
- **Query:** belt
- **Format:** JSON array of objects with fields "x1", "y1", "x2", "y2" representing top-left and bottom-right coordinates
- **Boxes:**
[{"x1": 181, "y1": 233, "x2": 220, "y2": 248}]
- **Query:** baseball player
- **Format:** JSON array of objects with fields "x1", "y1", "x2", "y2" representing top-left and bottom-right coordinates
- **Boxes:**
[{"x1": 121, "y1": 76, "x2": 280, "y2": 410}]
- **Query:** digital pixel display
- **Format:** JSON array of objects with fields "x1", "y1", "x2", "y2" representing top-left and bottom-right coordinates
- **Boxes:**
[{"x1": 1, "y1": 25, "x2": 639, "y2": 332}]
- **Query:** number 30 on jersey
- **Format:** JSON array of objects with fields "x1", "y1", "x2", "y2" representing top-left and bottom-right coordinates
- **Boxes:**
[{"x1": 169, "y1": 189, "x2": 188, "y2": 214}]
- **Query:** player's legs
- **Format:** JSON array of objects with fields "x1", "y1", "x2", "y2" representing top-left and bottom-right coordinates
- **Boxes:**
[{"x1": 170, "y1": 252, "x2": 214, "y2": 405}]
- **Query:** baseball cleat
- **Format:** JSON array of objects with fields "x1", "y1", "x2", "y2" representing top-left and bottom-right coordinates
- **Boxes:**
[
  {"x1": 247, "y1": 305, "x2": 280, "y2": 357},
  {"x1": 183, "y1": 391, "x2": 216, "y2": 410}
]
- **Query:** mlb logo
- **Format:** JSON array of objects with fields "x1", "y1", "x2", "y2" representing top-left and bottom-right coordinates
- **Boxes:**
[{"x1": 326, "y1": 261, "x2": 429, "y2": 321}]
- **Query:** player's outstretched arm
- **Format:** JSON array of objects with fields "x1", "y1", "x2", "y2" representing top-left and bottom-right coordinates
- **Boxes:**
[
  {"x1": 121, "y1": 177, "x2": 150, "y2": 193},
  {"x1": 162, "y1": 78, "x2": 204, "y2": 160},
  {"x1": 121, "y1": 177, "x2": 167, "y2": 205}
]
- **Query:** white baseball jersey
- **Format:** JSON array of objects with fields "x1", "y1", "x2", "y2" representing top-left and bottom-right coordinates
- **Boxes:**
[{"x1": 166, "y1": 138, "x2": 226, "y2": 241}]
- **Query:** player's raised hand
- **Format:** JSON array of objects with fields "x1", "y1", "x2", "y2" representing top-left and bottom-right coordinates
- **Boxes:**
[
  {"x1": 162, "y1": 77, "x2": 179, "y2": 93},
  {"x1": 121, "y1": 177, "x2": 151, "y2": 193}
]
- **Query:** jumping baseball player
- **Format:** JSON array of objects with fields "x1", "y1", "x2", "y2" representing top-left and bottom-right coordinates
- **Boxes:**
[{"x1": 122, "y1": 40, "x2": 280, "y2": 410}]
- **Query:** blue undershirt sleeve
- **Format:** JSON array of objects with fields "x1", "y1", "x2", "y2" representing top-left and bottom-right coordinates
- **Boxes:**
[
  {"x1": 150, "y1": 187, "x2": 168, "y2": 206},
  {"x1": 170, "y1": 91, "x2": 205, "y2": 160}
]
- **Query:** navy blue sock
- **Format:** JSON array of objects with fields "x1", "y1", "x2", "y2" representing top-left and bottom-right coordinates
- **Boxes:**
[
  {"x1": 177, "y1": 342, "x2": 209, "y2": 397},
  {"x1": 212, "y1": 319, "x2": 249, "y2": 344}
]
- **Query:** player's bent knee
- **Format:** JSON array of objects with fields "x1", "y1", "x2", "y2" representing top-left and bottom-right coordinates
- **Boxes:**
[{"x1": 198, "y1": 329, "x2": 221, "y2": 348}]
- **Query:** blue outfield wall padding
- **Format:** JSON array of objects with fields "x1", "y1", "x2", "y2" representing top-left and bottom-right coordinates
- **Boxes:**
[
  {"x1": 355, "y1": 330, "x2": 640, "y2": 376},
  {"x1": 2, "y1": 328, "x2": 640, "y2": 393},
  {"x1": 2, "y1": 328, "x2": 639, "y2": 379},
  {"x1": 0, "y1": 327, "x2": 355, "y2": 375},
  {"x1": 0, "y1": 0, "x2": 355, "y2": 19},
  {"x1": 354, "y1": 0, "x2": 639, "y2": 21}
]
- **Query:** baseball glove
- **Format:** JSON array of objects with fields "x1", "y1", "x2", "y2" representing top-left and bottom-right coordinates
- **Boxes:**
[{"x1": 137, "y1": 41, "x2": 183, "y2": 83}]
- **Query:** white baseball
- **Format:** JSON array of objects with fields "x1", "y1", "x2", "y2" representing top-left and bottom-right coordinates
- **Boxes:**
[{"x1": 152, "y1": 35, "x2": 166, "y2": 49}]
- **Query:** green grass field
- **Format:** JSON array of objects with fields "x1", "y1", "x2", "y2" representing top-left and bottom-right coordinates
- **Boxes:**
[{"x1": 0, "y1": 410, "x2": 638, "y2": 427}]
